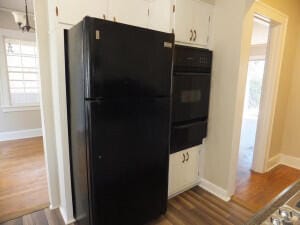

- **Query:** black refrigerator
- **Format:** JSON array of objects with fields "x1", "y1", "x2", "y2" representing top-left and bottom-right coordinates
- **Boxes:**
[{"x1": 65, "y1": 17, "x2": 174, "y2": 225}]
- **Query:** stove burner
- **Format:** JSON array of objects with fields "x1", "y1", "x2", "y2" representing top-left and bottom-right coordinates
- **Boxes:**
[{"x1": 262, "y1": 207, "x2": 300, "y2": 225}]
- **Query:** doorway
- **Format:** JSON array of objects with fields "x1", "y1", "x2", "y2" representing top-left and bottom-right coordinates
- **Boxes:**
[
  {"x1": 238, "y1": 17, "x2": 270, "y2": 179},
  {"x1": 0, "y1": 0, "x2": 49, "y2": 222},
  {"x1": 228, "y1": 0, "x2": 290, "y2": 212}
]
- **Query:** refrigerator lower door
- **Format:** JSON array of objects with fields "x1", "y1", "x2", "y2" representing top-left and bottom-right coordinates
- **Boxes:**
[{"x1": 86, "y1": 97, "x2": 170, "y2": 225}]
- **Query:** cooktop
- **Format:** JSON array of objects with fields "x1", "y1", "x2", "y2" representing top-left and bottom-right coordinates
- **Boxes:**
[{"x1": 262, "y1": 191, "x2": 300, "y2": 225}]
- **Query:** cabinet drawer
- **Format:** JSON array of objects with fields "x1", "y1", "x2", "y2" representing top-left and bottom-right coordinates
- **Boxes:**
[{"x1": 171, "y1": 120, "x2": 207, "y2": 154}]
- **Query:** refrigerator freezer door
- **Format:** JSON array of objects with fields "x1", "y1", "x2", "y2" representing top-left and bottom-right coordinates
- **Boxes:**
[
  {"x1": 84, "y1": 17, "x2": 174, "y2": 98},
  {"x1": 86, "y1": 98, "x2": 170, "y2": 225}
]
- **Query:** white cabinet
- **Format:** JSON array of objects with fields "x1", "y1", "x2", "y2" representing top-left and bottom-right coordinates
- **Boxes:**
[
  {"x1": 174, "y1": 0, "x2": 213, "y2": 46},
  {"x1": 192, "y1": 1, "x2": 213, "y2": 46},
  {"x1": 168, "y1": 145, "x2": 201, "y2": 197},
  {"x1": 56, "y1": 0, "x2": 173, "y2": 33},
  {"x1": 108, "y1": 0, "x2": 149, "y2": 28},
  {"x1": 57, "y1": 0, "x2": 108, "y2": 25},
  {"x1": 148, "y1": 0, "x2": 172, "y2": 32},
  {"x1": 174, "y1": 0, "x2": 194, "y2": 44}
]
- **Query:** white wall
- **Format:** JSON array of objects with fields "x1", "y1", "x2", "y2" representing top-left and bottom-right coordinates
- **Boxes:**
[
  {"x1": 0, "y1": 11, "x2": 19, "y2": 30},
  {"x1": 33, "y1": 0, "x2": 60, "y2": 209},
  {"x1": 0, "y1": 110, "x2": 41, "y2": 132},
  {"x1": 202, "y1": 0, "x2": 254, "y2": 196},
  {"x1": 0, "y1": 27, "x2": 42, "y2": 134}
]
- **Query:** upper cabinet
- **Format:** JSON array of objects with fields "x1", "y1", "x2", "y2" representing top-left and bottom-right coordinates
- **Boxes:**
[
  {"x1": 56, "y1": 0, "x2": 214, "y2": 47},
  {"x1": 148, "y1": 0, "x2": 172, "y2": 33},
  {"x1": 57, "y1": 0, "x2": 109, "y2": 25},
  {"x1": 108, "y1": 0, "x2": 149, "y2": 28},
  {"x1": 174, "y1": 0, "x2": 213, "y2": 46},
  {"x1": 56, "y1": 0, "x2": 172, "y2": 32}
]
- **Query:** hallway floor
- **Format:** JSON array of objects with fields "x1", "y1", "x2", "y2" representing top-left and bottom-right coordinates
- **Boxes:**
[
  {"x1": 0, "y1": 137, "x2": 49, "y2": 223},
  {"x1": 233, "y1": 146, "x2": 300, "y2": 212}
]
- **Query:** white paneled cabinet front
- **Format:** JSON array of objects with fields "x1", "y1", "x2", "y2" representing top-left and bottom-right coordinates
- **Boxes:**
[
  {"x1": 174, "y1": 0, "x2": 213, "y2": 46},
  {"x1": 57, "y1": 0, "x2": 172, "y2": 32},
  {"x1": 108, "y1": 0, "x2": 149, "y2": 28},
  {"x1": 148, "y1": 0, "x2": 172, "y2": 32},
  {"x1": 168, "y1": 146, "x2": 201, "y2": 197},
  {"x1": 57, "y1": 0, "x2": 108, "y2": 25}
]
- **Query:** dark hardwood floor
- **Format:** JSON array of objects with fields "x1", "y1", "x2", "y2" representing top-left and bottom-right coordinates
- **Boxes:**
[
  {"x1": 0, "y1": 137, "x2": 49, "y2": 223},
  {"x1": 1, "y1": 186, "x2": 253, "y2": 225},
  {"x1": 233, "y1": 146, "x2": 300, "y2": 212}
]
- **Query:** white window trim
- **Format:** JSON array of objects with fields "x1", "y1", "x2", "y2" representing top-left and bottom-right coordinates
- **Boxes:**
[{"x1": 0, "y1": 28, "x2": 39, "y2": 112}]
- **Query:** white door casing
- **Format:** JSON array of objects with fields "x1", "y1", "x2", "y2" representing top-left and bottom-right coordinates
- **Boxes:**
[{"x1": 228, "y1": 1, "x2": 288, "y2": 196}]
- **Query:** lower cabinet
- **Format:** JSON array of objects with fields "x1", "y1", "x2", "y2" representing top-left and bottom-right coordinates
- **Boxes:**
[{"x1": 168, "y1": 145, "x2": 201, "y2": 197}]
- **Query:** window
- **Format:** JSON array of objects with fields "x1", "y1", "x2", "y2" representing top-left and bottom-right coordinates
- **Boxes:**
[
  {"x1": 244, "y1": 59, "x2": 265, "y2": 117},
  {"x1": 4, "y1": 38, "x2": 40, "y2": 106}
]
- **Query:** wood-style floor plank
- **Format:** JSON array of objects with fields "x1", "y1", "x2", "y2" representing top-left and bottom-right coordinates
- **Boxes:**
[
  {"x1": 0, "y1": 137, "x2": 49, "y2": 223},
  {"x1": 1, "y1": 186, "x2": 252, "y2": 225},
  {"x1": 233, "y1": 147, "x2": 300, "y2": 212}
]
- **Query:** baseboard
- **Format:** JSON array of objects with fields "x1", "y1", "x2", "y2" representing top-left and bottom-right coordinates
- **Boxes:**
[
  {"x1": 267, "y1": 154, "x2": 281, "y2": 171},
  {"x1": 267, "y1": 153, "x2": 300, "y2": 171},
  {"x1": 280, "y1": 154, "x2": 300, "y2": 170},
  {"x1": 199, "y1": 178, "x2": 231, "y2": 202},
  {"x1": 59, "y1": 207, "x2": 75, "y2": 225},
  {"x1": 0, "y1": 128, "x2": 42, "y2": 141}
]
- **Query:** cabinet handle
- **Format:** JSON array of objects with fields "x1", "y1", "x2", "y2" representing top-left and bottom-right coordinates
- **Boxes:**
[
  {"x1": 189, "y1": 29, "x2": 193, "y2": 41},
  {"x1": 113, "y1": 16, "x2": 116, "y2": 22},
  {"x1": 193, "y1": 30, "x2": 197, "y2": 41},
  {"x1": 103, "y1": 14, "x2": 106, "y2": 20},
  {"x1": 186, "y1": 152, "x2": 189, "y2": 162},
  {"x1": 182, "y1": 153, "x2": 186, "y2": 163}
]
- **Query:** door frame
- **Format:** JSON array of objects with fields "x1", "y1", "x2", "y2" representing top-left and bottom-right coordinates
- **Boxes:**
[{"x1": 228, "y1": 1, "x2": 288, "y2": 195}]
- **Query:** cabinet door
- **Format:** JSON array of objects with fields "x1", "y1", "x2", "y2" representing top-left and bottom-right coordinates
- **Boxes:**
[
  {"x1": 192, "y1": 0, "x2": 213, "y2": 46},
  {"x1": 108, "y1": 0, "x2": 149, "y2": 28},
  {"x1": 174, "y1": 0, "x2": 194, "y2": 43},
  {"x1": 58, "y1": 0, "x2": 108, "y2": 25},
  {"x1": 183, "y1": 147, "x2": 200, "y2": 185},
  {"x1": 148, "y1": 0, "x2": 172, "y2": 33},
  {"x1": 168, "y1": 151, "x2": 186, "y2": 196}
]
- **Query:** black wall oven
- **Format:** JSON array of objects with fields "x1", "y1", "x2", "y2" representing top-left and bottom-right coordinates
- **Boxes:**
[{"x1": 171, "y1": 45, "x2": 212, "y2": 153}]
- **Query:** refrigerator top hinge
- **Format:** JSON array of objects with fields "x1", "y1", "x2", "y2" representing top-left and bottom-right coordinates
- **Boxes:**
[{"x1": 96, "y1": 30, "x2": 100, "y2": 40}]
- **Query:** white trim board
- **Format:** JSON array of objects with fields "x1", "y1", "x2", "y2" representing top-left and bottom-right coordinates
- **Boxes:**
[
  {"x1": 199, "y1": 178, "x2": 231, "y2": 202},
  {"x1": 59, "y1": 207, "x2": 76, "y2": 225},
  {"x1": 0, "y1": 128, "x2": 42, "y2": 141},
  {"x1": 267, "y1": 154, "x2": 300, "y2": 171}
]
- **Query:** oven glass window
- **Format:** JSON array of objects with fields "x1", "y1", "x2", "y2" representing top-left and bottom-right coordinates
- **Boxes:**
[{"x1": 181, "y1": 90, "x2": 201, "y2": 103}]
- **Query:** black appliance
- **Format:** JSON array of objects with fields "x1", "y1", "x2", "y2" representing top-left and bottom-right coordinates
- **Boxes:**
[
  {"x1": 65, "y1": 17, "x2": 174, "y2": 225},
  {"x1": 171, "y1": 45, "x2": 212, "y2": 153}
]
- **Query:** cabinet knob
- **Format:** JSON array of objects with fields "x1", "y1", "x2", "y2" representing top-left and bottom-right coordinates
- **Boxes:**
[
  {"x1": 103, "y1": 14, "x2": 106, "y2": 20},
  {"x1": 182, "y1": 153, "x2": 186, "y2": 163},
  {"x1": 193, "y1": 30, "x2": 197, "y2": 41},
  {"x1": 190, "y1": 29, "x2": 194, "y2": 41},
  {"x1": 113, "y1": 16, "x2": 116, "y2": 22}
]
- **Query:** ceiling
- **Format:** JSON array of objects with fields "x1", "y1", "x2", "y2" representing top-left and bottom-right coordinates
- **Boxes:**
[
  {"x1": 0, "y1": 0, "x2": 34, "y2": 13},
  {"x1": 251, "y1": 19, "x2": 270, "y2": 45}
]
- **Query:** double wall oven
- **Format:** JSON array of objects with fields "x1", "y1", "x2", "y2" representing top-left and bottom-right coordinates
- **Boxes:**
[{"x1": 171, "y1": 45, "x2": 212, "y2": 154}]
